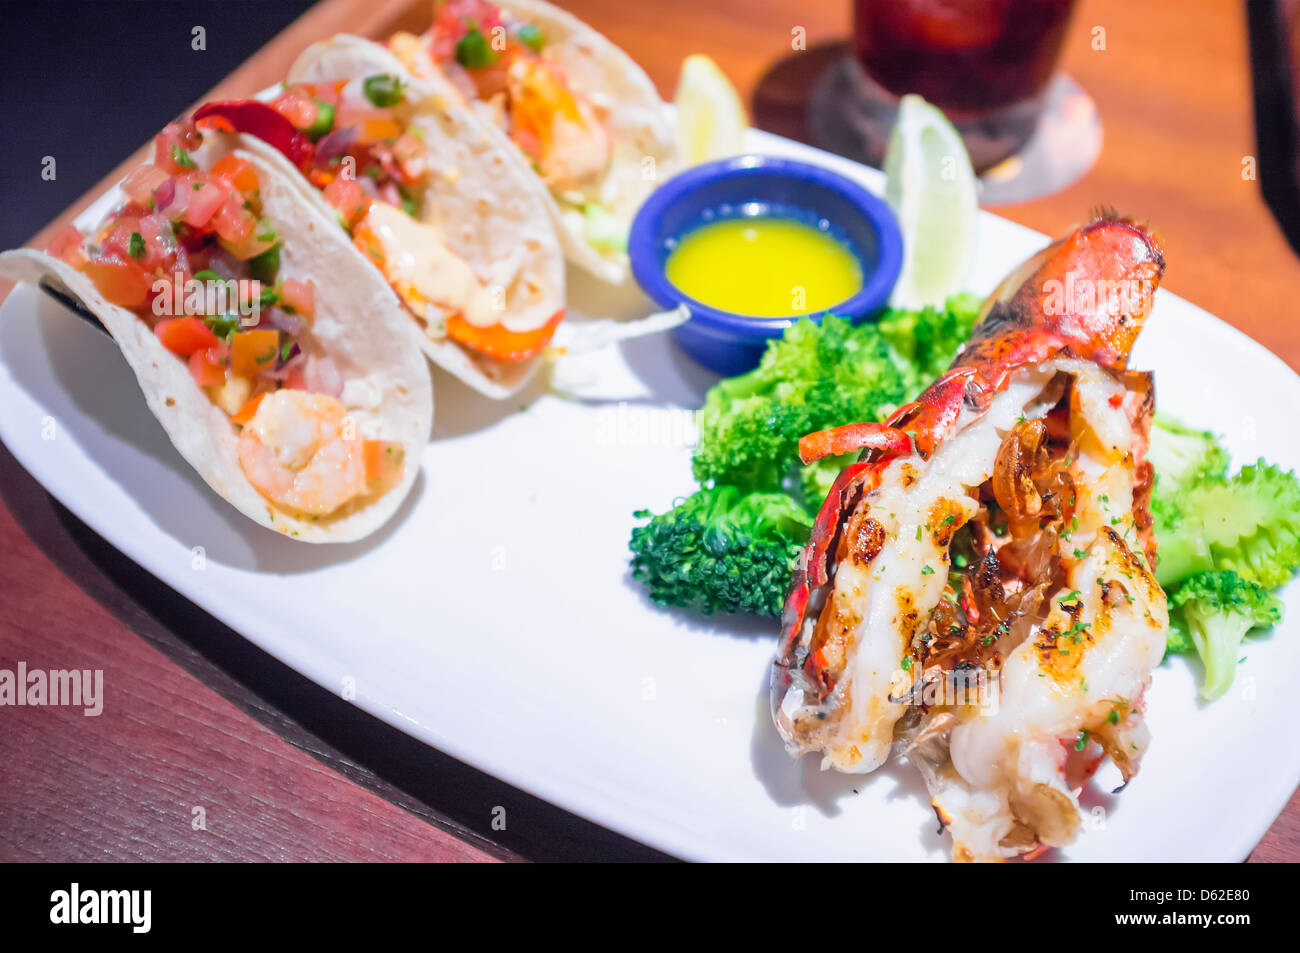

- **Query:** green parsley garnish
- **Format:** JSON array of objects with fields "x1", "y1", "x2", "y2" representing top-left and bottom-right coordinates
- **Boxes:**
[
  {"x1": 1075, "y1": 730, "x2": 1089, "y2": 751},
  {"x1": 127, "y1": 232, "x2": 145, "y2": 260}
]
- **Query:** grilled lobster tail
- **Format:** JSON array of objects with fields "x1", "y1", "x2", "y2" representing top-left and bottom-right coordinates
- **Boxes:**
[{"x1": 770, "y1": 216, "x2": 1168, "y2": 861}]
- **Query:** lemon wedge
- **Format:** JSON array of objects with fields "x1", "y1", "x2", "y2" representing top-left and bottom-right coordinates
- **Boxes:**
[
  {"x1": 884, "y1": 94, "x2": 978, "y2": 310},
  {"x1": 674, "y1": 54, "x2": 748, "y2": 166}
]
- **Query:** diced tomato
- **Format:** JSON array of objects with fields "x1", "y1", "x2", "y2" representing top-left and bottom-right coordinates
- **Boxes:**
[
  {"x1": 323, "y1": 176, "x2": 368, "y2": 229},
  {"x1": 283, "y1": 364, "x2": 307, "y2": 391},
  {"x1": 48, "y1": 225, "x2": 86, "y2": 267},
  {"x1": 307, "y1": 79, "x2": 347, "y2": 108},
  {"x1": 183, "y1": 180, "x2": 226, "y2": 228},
  {"x1": 156, "y1": 316, "x2": 219, "y2": 356},
  {"x1": 430, "y1": 0, "x2": 504, "y2": 61},
  {"x1": 444, "y1": 308, "x2": 564, "y2": 362},
  {"x1": 188, "y1": 346, "x2": 227, "y2": 388},
  {"x1": 230, "y1": 328, "x2": 280, "y2": 378},
  {"x1": 101, "y1": 218, "x2": 172, "y2": 273},
  {"x1": 209, "y1": 154, "x2": 260, "y2": 193},
  {"x1": 279, "y1": 278, "x2": 315, "y2": 320},
  {"x1": 212, "y1": 194, "x2": 257, "y2": 245},
  {"x1": 83, "y1": 254, "x2": 153, "y2": 309},
  {"x1": 363, "y1": 440, "x2": 405, "y2": 485},
  {"x1": 121, "y1": 164, "x2": 172, "y2": 206},
  {"x1": 153, "y1": 123, "x2": 201, "y2": 176},
  {"x1": 271, "y1": 89, "x2": 320, "y2": 131},
  {"x1": 230, "y1": 391, "x2": 266, "y2": 426},
  {"x1": 390, "y1": 133, "x2": 428, "y2": 181}
]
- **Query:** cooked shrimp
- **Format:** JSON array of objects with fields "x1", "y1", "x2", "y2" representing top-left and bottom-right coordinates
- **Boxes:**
[{"x1": 237, "y1": 390, "x2": 367, "y2": 516}]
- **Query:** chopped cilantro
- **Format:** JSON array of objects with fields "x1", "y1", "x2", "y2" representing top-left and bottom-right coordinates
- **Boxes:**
[{"x1": 170, "y1": 143, "x2": 197, "y2": 169}]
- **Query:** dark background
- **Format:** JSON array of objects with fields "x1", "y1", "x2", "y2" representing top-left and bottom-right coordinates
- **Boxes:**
[{"x1": 0, "y1": 0, "x2": 317, "y2": 250}]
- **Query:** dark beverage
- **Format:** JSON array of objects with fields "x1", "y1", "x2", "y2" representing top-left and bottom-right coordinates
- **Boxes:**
[{"x1": 852, "y1": 0, "x2": 1076, "y2": 169}]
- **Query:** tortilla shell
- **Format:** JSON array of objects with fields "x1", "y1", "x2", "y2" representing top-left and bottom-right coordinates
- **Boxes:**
[
  {"x1": 275, "y1": 34, "x2": 565, "y2": 399},
  {"x1": 0, "y1": 142, "x2": 432, "y2": 543},
  {"x1": 490, "y1": 0, "x2": 677, "y2": 284}
]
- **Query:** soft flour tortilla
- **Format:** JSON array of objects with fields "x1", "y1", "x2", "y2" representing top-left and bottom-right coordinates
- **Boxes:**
[
  {"x1": 273, "y1": 34, "x2": 566, "y2": 400},
  {"x1": 498, "y1": 0, "x2": 678, "y2": 283},
  {"x1": 0, "y1": 141, "x2": 432, "y2": 543},
  {"x1": 393, "y1": 0, "x2": 678, "y2": 285}
]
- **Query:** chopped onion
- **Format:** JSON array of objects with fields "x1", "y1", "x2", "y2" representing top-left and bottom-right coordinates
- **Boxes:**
[
  {"x1": 266, "y1": 348, "x2": 304, "y2": 380},
  {"x1": 315, "y1": 125, "x2": 360, "y2": 164},
  {"x1": 153, "y1": 177, "x2": 176, "y2": 214},
  {"x1": 264, "y1": 308, "x2": 302, "y2": 337}
]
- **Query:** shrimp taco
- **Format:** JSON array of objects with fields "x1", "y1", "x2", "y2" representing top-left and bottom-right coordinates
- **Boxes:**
[
  {"x1": 0, "y1": 121, "x2": 432, "y2": 542},
  {"x1": 196, "y1": 36, "x2": 566, "y2": 399},
  {"x1": 388, "y1": 0, "x2": 678, "y2": 284}
]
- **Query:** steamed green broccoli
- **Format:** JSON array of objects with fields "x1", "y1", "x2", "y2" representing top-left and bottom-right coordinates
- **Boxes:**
[
  {"x1": 1167, "y1": 570, "x2": 1282, "y2": 700},
  {"x1": 877, "y1": 292, "x2": 982, "y2": 391},
  {"x1": 691, "y1": 296, "x2": 980, "y2": 494},
  {"x1": 1154, "y1": 459, "x2": 1300, "y2": 589},
  {"x1": 691, "y1": 316, "x2": 906, "y2": 493},
  {"x1": 1148, "y1": 414, "x2": 1230, "y2": 494},
  {"x1": 632, "y1": 297, "x2": 981, "y2": 617},
  {"x1": 629, "y1": 486, "x2": 813, "y2": 617}
]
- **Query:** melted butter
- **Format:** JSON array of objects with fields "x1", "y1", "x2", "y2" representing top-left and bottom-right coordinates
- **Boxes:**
[{"x1": 363, "y1": 203, "x2": 497, "y2": 327}]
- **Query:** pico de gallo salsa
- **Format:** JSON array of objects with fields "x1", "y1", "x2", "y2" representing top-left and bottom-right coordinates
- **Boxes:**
[
  {"x1": 195, "y1": 72, "x2": 562, "y2": 363},
  {"x1": 47, "y1": 122, "x2": 403, "y2": 517},
  {"x1": 422, "y1": 0, "x2": 613, "y2": 199}
]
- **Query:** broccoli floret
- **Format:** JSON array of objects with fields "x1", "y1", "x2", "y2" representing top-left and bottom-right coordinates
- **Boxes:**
[
  {"x1": 691, "y1": 316, "x2": 908, "y2": 492},
  {"x1": 1148, "y1": 413, "x2": 1230, "y2": 493},
  {"x1": 1155, "y1": 460, "x2": 1300, "y2": 589},
  {"x1": 633, "y1": 297, "x2": 981, "y2": 618},
  {"x1": 1168, "y1": 570, "x2": 1282, "y2": 700},
  {"x1": 877, "y1": 292, "x2": 981, "y2": 391},
  {"x1": 692, "y1": 297, "x2": 978, "y2": 495},
  {"x1": 629, "y1": 486, "x2": 813, "y2": 616}
]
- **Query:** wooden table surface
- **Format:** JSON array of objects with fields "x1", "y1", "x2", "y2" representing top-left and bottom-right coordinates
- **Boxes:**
[{"x1": 1, "y1": 0, "x2": 1295, "y2": 862}]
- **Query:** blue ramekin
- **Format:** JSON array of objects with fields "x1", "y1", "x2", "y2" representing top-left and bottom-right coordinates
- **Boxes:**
[{"x1": 628, "y1": 155, "x2": 903, "y2": 376}]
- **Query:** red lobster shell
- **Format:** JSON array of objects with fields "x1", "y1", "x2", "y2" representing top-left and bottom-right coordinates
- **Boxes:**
[{"x1": 772, "y1": 216, "x2": 1166, "y2": 717}]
